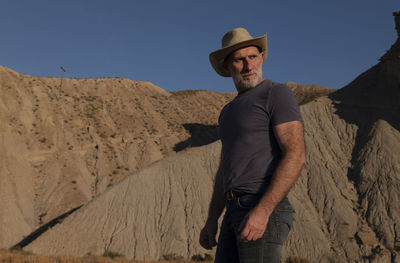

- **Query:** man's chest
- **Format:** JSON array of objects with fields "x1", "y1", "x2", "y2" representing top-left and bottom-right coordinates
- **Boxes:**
[{"x1": 218, "y1": 96, "x2": 272, "y2": 141}]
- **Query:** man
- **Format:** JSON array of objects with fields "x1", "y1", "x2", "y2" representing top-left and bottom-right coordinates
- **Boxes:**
[{"x1": 199, "y1": 28, "x2": 306, "y2": 262}]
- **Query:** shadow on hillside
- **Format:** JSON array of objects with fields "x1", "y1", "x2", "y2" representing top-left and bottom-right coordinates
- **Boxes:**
[
  {"x1": 11, "y1": 205, "x2": 82, "y2": 249},
  {"x1": 327, "y1": 64, "x2": 400, "y2": 187},
  {"x1": 174, "y1": 123, "x2": 219, "y2": 152}
]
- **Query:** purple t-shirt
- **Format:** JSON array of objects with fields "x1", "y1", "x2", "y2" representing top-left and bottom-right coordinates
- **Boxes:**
[{"x1": 218, "y1": 79, "x2": 303, "y2": 194}]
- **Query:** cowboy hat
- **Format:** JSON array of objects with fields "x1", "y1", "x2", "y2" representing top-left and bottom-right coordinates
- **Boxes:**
[{"x1": 209, "y1": 28, "x2": 267, "y2": 77}]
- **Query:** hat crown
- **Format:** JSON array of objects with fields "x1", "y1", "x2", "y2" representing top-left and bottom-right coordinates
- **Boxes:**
[{"x1": 222, "y1": 28, "x2": 253, "y2": 48}]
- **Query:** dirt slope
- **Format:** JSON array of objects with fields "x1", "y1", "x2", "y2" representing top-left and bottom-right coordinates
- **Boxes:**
[
  {"x1": 23, "y1": 134, "x2": 360, "y2": 261},
  {"x1": 25, "y1": 142, "x2": 220, "y2": 260}
]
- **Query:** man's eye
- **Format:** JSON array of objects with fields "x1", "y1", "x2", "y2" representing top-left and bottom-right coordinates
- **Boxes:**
[{"x1": 249, "y1": 55, "x2": 257, "y2": 59}]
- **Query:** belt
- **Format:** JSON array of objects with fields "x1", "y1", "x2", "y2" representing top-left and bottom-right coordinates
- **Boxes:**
[{"x1": 225, "y1": 190, "x2": 245, "y2": 201}]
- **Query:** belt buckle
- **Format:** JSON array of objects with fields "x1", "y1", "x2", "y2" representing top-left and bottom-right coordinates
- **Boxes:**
[{"x1": 226, "y1": 191, "x2": 235, "y2": 201}]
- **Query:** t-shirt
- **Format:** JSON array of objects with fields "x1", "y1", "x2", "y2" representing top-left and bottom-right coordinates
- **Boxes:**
[{"x1": 218, "y1": 79, "x2": 303, "y2": 194}]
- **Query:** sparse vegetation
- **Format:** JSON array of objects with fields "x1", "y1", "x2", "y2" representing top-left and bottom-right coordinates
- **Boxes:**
[
  {"x1": 191, "y1": 253, "x2": 213, "y2": 261},
  {"x1": 170, "y1": 90, "x2": 204, "y2": 97},
  {"x1": 0, "y1": 249, "x2": 213, "y2": 263},
  {"x1": 162, "y1": 253, "x2": 184, "y2": 261},
  {"x1": 0, "y1": 251, "x2": 309, "y2": 263},
  {"x1": 7, "y1": 247, "x2": 32, "y2": 255},
  {"x1": 103, "y1": 250, "x2": 124, "y2": 259}
]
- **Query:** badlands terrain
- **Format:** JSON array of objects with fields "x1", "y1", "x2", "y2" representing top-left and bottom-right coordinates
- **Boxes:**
[
  {"x1": 1, "y1": 11, "x2": 399, "y2": 263},
  {"x1": 0, "y1": 65, "x2": 332, "y2": 262}
]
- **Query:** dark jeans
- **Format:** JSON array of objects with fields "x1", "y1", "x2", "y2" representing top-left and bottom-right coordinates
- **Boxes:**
[{"x1": 215, "y1": 194, "x2": 293, "y2": 263}]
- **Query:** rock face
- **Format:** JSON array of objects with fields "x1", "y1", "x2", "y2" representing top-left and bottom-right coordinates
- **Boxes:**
[{"x1": 3, "y1": 12, "x2": 400, "y2": 263}]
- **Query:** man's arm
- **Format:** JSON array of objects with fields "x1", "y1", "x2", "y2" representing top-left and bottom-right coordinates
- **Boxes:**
[
  {"x1": 239, "y1": 120, "x2": 306, "y2": 242},
  {"x1": 199, "y1": 154, "x2": 226, "y2": 249}
]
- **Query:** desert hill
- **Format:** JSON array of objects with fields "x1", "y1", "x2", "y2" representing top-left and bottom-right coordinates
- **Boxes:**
[
  {"x1": 17, "y1": 11, "x2": 400, "y2": 262},
  {"x1": 0, "y1": 67, "x2": 230, "y2": 248},
  {"x1": 0, "y1": 63, "x2": 332, "y2": 250}
]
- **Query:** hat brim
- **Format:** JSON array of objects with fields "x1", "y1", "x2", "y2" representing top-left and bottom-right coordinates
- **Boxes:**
[{"x1": 209, "y1": 34, "x2": 267, "y2": 77}]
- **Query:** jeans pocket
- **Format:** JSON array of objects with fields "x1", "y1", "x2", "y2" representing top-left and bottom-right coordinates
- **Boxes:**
[
  {"x1": 263, "y1": 209, "x2": 293, "y2": 244},
  {"x1": 277, "y1": 209, "x2": 293, "y2": 230}
]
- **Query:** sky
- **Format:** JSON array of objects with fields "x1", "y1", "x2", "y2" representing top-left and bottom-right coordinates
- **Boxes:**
[{"x1": 0, "y1": 1, "x2": 399, "y2": 92}]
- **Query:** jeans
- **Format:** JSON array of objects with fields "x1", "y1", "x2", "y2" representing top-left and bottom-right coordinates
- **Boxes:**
[{"x1": 215, "y1": 194, "x2": 293, "y2": 263}]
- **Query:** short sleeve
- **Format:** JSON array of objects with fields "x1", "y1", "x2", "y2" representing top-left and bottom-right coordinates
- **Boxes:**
[{"x1": 268, "y1": 84, "x2": 303, "y2": 126}]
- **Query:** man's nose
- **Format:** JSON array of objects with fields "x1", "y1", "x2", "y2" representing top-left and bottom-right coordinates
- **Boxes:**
[{"x1": 243, "y1": 58, "x2": 254, "y2": 72}]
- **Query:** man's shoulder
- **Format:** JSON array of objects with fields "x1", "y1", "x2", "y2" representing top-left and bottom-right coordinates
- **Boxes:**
[
  {"x1": 252, "y1": 80, "x2": 291, "y2": 100},
  {"x1": 260, "y1": 80, "x2": 295, "y2": 98}
]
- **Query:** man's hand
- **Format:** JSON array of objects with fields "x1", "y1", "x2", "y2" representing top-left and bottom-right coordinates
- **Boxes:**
[
  {"x1": 199, "y1": 220, "x2": 218, "y2": 249},
  {"x1": 239, "y1": 205, "x2": 270, "y2": 242}
]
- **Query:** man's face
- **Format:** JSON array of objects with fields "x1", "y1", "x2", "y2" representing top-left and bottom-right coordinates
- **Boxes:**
[{"x1": 226, "y1": 46, "x2": 264, "y2": 92}]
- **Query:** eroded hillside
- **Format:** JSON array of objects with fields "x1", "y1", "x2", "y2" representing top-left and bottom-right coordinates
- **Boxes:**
[
  {"x1": 0, "y1": 69, "x2": 231, "y2": 247},
  {"x1": 0, "y1": 65, "x2": 332, "y2": 249}
]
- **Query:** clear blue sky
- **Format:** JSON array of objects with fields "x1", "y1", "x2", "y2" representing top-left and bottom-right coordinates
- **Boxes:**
[{"x1": 1, "y1": 1, "x2": 398, "y2": 92}]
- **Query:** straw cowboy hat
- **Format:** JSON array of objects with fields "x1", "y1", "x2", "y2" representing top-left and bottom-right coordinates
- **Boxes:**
[{"x1": 209, "y1": 27, "x2": 267, "y2": 77}]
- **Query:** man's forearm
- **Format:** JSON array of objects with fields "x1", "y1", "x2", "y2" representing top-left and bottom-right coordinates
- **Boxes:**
[
  {"x1": 256, "y1": 151, "x2": 305, "y2": 215},
  {"x1": 255, "y1": 121, "x2": 306, "y2": 215}
]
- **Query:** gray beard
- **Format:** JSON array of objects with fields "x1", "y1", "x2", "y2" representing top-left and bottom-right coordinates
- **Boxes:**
[{"x1": 232, "y1": 68, "x2": 263, "y2": 91}]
